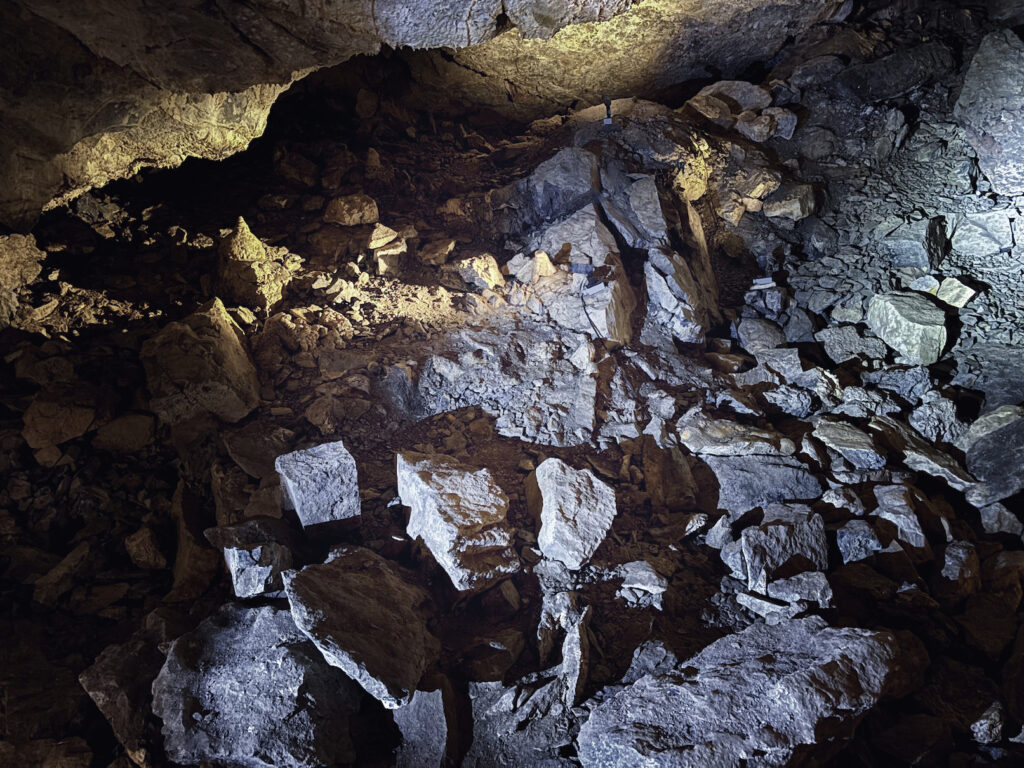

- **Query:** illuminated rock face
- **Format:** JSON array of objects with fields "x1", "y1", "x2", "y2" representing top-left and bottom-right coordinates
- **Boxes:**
[{"x1": 0, "y1": 1, "x2": 633, "y2": 230}]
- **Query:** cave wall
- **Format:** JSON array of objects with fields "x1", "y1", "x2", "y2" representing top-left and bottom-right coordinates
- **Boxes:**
[{"x1": 1, "y1": 0, "x2": 841, "y2": 231}]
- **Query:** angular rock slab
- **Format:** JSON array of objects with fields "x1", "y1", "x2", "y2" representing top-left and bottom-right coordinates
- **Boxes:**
[
  {"x1": 397, "y1": 452, "x2": 520, "y2": 592},
  {"x1": 151, "y1": 603, "x2": 360, "y2": 768},
  {"x1": 577, "y1": 617, "x2": 917, "y2": 767},
  {"x1": 528, "y1": 458, "x2": 617, "y2": 570},
  {"x1": 867, "y1": 292, "x2": 947, "y2": 365},
  {"x1": 813, "y1": 419, "x2": 886, "y2": 470},
  {"x1": 963, "y1": 405, "x2": 1024, "y2": 503},
  {"x1": 703, "y1": 455, "x2": 823, "y2": 514},
  {"x1": 283, "y1": 546, "x2": 440, "y2": 709},
  {"x1": 955, "y1": 30, "x2": 1024, "y2": 195},
  {"x1": 140, "y1": 298, "x2": 260, "y2": 424},
  {"x1": 394, "y1": 681, "x2": 460, "y2": 768},
  {"x1": 275, "y1": 440, "x2": 360, "y2": 528}
]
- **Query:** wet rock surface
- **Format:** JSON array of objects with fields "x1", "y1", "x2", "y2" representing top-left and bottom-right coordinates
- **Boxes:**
[{"x1": 5, "y1": 4, "x2": 1024, "y2": 766}]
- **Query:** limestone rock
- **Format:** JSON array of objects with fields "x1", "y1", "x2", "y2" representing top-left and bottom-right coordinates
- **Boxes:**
[
  {"x1": 837, "y1": 519, "x2": 885, "y2": 564},
  {"x1": 92, "y1": 413, "x2": 155, "y2": 452},
  {"x1": 813, "y1": 419, "x2": 886, "y2": 470},
  {"x1": 325, "y1": 193, "x2": 379, "y2": 226},
  {"x1": 205, "y1": 517, "x2": 298, "y2": 598},
  {"x1": 676, "y1": 406, "x2": 795, "y2": 456},
  {"x1": 935, "y1": 276, "x2": 977, "y2": 308},
  {"x1": 640, "y1": 248, "x2": 713, "y2": 346},
  {"x1": 871, "y1": 485, "x2": 933, "y2": 564},
  {"x1": 394, "y1": 683, "x2": 459, "y2": 768},
  {"x1": 866, "y1": 292, "x2": 947, "y2": 365},
  {"x1": 703, "y1": 455, "x2": 823, "y2": 513},
  {"x1": 0, "y1": 234, "x2": 45, "y2": 291},
  {"x1": 739, "y1": 509, "x2": 829, "y2": 593},
  {"x1": 447, "y1": 253, "x2": 506, "y2": 292},
  {"x1": 283, "y1": 546, "x2": 440, "y2": 709},
  {"x1": 22, "y1": 389, "x2": 95, "y2": 450},
  {"x1": 152, "y1": 603, "x2": 361, "y2": 768},
  {"x1": 217, "y1": 217, "x2": 292, "y2": 314},
  {"x1": 140, "y1": 298, "x2": 260, "y2": 424},
  {"x1": 578, "y1": 617, "x2": 919, "y2": 767},
  {"x1": 815, "y1": 325, "x2": 887, "y2": 364},
  {"x1": 397, "y1": 452, "x2": 519, "y2": 592},
  {"x1": 275, "y1": 440, "x2": 361, "y2": 529},
  {"x1": 962, "y1": 406, "x2": 1024, "y2": 503},
  {"x1": 528, "y1": 458, "x2": 617, "y2": 570},
  {"x1": 955, "y1": 30, "x2": 1024, "y2": 195}
]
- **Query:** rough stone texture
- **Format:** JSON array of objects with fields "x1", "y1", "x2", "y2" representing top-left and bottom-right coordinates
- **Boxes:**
[
  {"x1": 204, "y1": 517, "x2": 299, "y2": 598},
  {"x1": 813, "y1": 419, "x2": 886, "y2": 470},
  {"x1": 397, "y1": 452, "x2": 520, "y2": 592},
  {"x1": 151, "y1": 603, "x2": 361, "y2": 768},
  {"x1": 676, "y1": 406, "x2": 795, "y2": 456},
  {"x1": 217, "y1": 217, "x2": 292, "y2": 314},
  {"x1": 324, "y1": 193, "x2": 378, "y2": 226},
  {"x1": 393, "y1": 683, "x2": 458, "y2": 768},
  {"x1": 79, "y1": 633, "x2": 164, "y2": 767},
  {"x1": 963, "y1": 406, "x2": 1024, "y2": 503},
  {"x1": 283, "y1": 546, "x2": 440, "y2": 709},
  {"x1": 0, "y1": 234, "x2": 45, "y2": 291},
  {"x1": 0, "y1": 1, "x2": 639, "y2": 229},
  {"x1": 955, "y1": 30, "x2": 1024, "y2": 195},
  {"x1": 577, "y1": 617, "x2": 918, "y2": 767},
  {"x1": 528, "y1": 458, "x2": 617, "y2": 570},
  {"x1": 866, "y1": 292, "x2": 947, "y2": 365},
  {"x1": 140, "y1": 298, "x2": 260, "y2": 424},
  {"x1": 703, "y1": 455, "x2": 823, "y2": 513},
  {"x1": 739, "y1": 510, "x2": 829, "y2": 593},
  {"x1": 274, "y1": 440, "x2": 361, "y2": 528},
  {"x1": 407, "y1": 0, "x2": 841, "y2": 120}
]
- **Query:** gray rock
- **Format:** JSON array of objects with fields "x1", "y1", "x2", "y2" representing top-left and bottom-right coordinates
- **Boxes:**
[
  {"x1": 837, "y1": 519, "x2": 885, "y2": 564},
  {"x1": 867, "y1": 292, "x2": 947, "y2": 365},
  {"x1": 813, "y1": 419, "x2": 886, "y2": 470},
  {"x1": 577, "y1": 617, "x2": 919, "y2": 767},
  {"x1": 736, "y1": 317, "x2": 786, "y2": 352},
  {"x1": 640, "y1": 248, "x2": 714, "y2": 347},
  {"x1": 394, "y1": 682, "x2": 459, "y2": 768},
  {"x1": 739, "y1": 510, "x2": 829, "y2": 593},
  {"x1": 616, "y1": 560, "x2": 668, "y2": 609},
  {"x1": 950, "y1": 211, "x2": 1013, "y2": 258},
  {"x1": 703, "y1": 455, "x2": 823, "y2": 513},
  {"x1": 815, "y1": 325, "x2": 887, "y2": 364},
  {"x1": 978, "y1": 502, "x2": 1023, "y2": 539},
  {"x1": 869, "y1": 415, "x2": 975, "y2": 492},
  {"x1": 283, "y1": 546, "x2": 440, "y2": 709},
  {"x1": 963, "y1": 405, "x2": 1024, "y2": 503},
  {"x1": 152, "y1": 604, "x2": 361, "y2": 768},
  {"x1": 766, "y1": 571, "x2": 833, "y2": 608},
  {"x1": 881, "y1": 217, "x2": 947, "y2": 269},
  {"x1": 140, "y1": 298, "x2": 260, "y2": 424},
  {"x1": 931, "y1": 541, "x2": 981, "y2": 606},
  {"x1": 909, "y1": 394, "x2": 967, "y2": 444},
  {"x1": 205, "y1": 517, "x2": 298, "y2": 598},
  {"x1": 275, "y1": 440, "x2": 361, "y2": 529},
  {"x1": 955, "y1": 30, "x2": 1024, "y2": 195},
  {"x1": 871, "y1": 485, "x2": 933, "y2": 564},
  {"x1": 528, "y1": 458, "x2": 617, "y2": 570},
  {"x1": 397, "y1": 452, "x2": 520, "y2": 591}
]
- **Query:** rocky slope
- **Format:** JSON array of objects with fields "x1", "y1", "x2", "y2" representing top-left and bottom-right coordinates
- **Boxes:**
[{"x1": 3, "y1": 1, "x2": 1024, "y2": 767}]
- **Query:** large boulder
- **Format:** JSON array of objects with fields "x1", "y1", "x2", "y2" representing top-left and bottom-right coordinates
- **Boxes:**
[
  {"x1": 283, "y1": 546, "x2": 440, "y2": 709},
  {"x1": 955, "y1": 30, "x2": 1024, "y2": 196},
  {"x1": 528, "y1": 458, "x2": 617, "y2": 570},
  {"x1": 217, "y1": 217, "x2": 292, "y2": 314},
  {"x1": 151, "y1": 603, "x2": 361, "y2": 768},
  {"x1": 396, "y1": 452, "x2": 520, "y2": 592},
  {"x1": 140, "y1": 298, "x2": 260, "y2": 424},
  {"x1": 866, "y1": 292, "x2": 947, "y2": 365},
  {"x1": 275, "y1": 440, "x2": 361, "y2": 528},
  {"x1": 577, "y1": 617, "x2": 921, "y2": 767}
]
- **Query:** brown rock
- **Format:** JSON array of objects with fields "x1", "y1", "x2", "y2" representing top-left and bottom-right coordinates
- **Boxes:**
[
  {"x1": 92, "y1": 413, "x2": 155, "y2": 452},
  {"x1": 22, "y1": 389, "x2": 95, "y2": 449},
  {"x1": 217, "y1": 218, "x2": 292, "y2": 314},
  {"x1": 125, "y1": 526, "x2": 168, "y2": 570},
  {"x1": 325, "y1": 193, "x2": 379, "y2": 226},
  {"x1": 140, "y1": 298, "x2": 260, "y2": 425}
]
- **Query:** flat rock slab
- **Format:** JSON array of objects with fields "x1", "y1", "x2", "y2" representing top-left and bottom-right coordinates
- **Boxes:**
[
  {"x1": 703, "y1": 455, "x2": 823, "y2": 513},
  {"x1": 140, "y1": 298, "x2": 260, "y2": 424},
  {"x1": 867, "y1": 292, "x2": 947, "y2": 365},
  {"x1": 397, "y1": 452, "x2": 519, "y2": 592},
  {"x1": 275, "y1": 440, "x2": 360, "y2": 528},
  {"x1": 956, "y1": 30, "x2": 1024, "y2": 195},
  {"x1": 577, "y1": 617, "x2": 916, "y2": 767},
  {"x1": 152, "y1": 604, "x2": 360, "y2": 768},
  {"x1": 283, "y1": 546, "x2": 440, "y2": 709},
  {"x1": 528, "y1": 458, "x2": 617, "y2": 570}
]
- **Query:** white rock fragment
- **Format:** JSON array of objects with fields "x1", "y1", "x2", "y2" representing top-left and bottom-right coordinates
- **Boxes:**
[
  {"x1": 528, "y1": 458, "x2": 617, "y2": 570},
  {"x1": 275, "y1": 440, "x2": 360, "y2": 529},
  {"x1": 397, "y1": 452, "x2": 519, "y2": 592}
]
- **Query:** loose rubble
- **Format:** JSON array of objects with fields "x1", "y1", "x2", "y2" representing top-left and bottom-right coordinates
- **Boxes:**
[{"x1": 7, "y1": 5, "x2": 1024, "y2": 767}]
